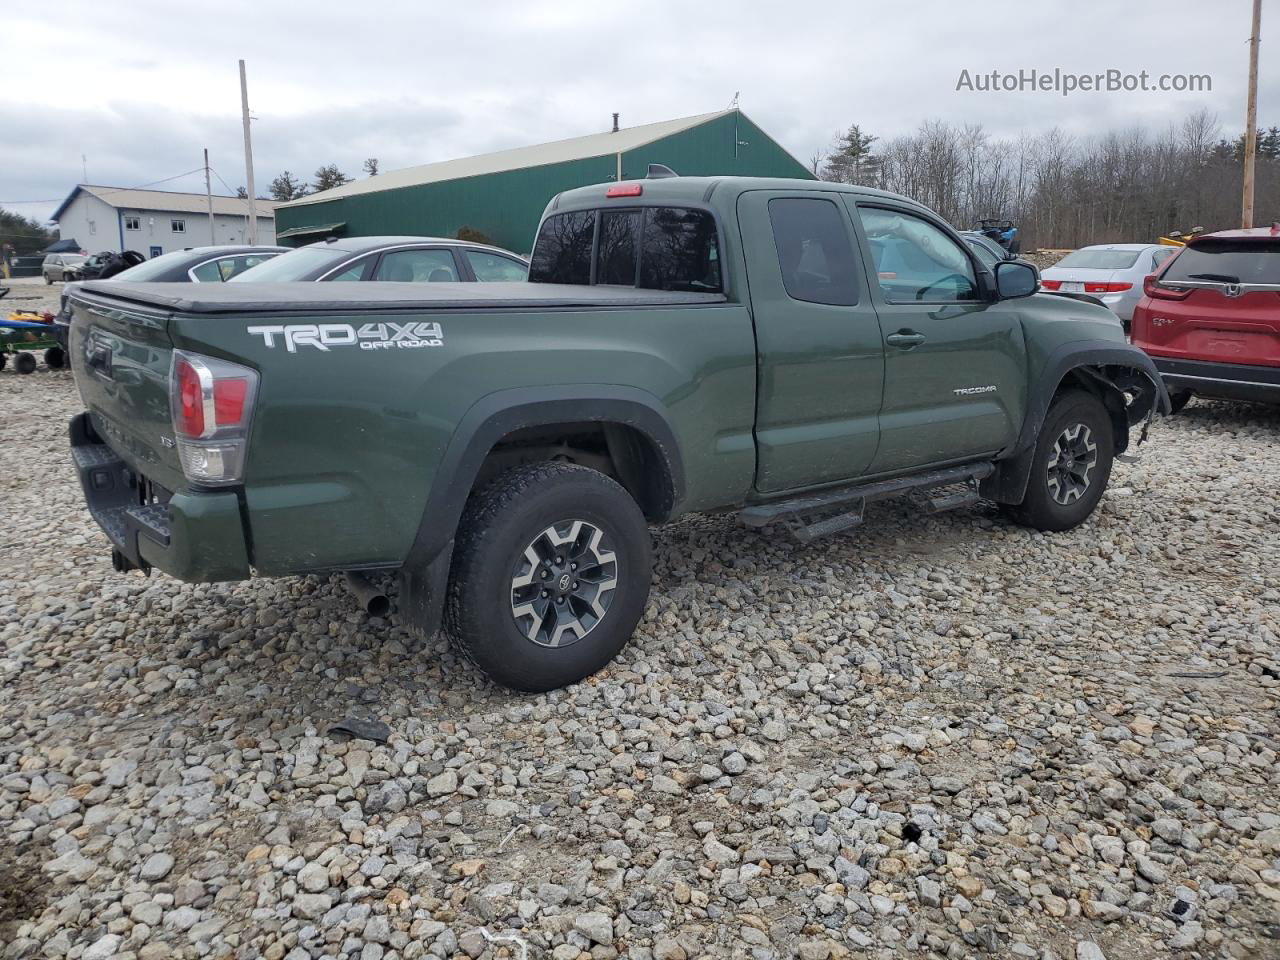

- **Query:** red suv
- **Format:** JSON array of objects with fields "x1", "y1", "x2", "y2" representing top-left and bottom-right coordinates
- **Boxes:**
[{"x1": 1131, "y1": 227, "x2": 1280, "y2": 411}]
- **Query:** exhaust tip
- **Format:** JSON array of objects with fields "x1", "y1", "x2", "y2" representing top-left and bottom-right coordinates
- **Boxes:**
[{"x1": 344, "y1": 571, "x2": 391, "y2": 618}]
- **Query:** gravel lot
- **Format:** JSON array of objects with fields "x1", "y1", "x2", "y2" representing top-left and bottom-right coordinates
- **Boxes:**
[
  {"x1": 3, "y1": 276, "x2": 65, "y2": 316},
  {"x1": 2, "y1": 367, "x2": 1279, "y2": 960}
]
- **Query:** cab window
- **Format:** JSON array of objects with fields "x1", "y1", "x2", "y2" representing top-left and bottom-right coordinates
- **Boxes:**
[
  {"x1": 529, "y1": 207, "x2": 721, "y2": 292},
  {"x1": 859, "y1": 208, "x2": 979, "y2": 302},
  {"x1": 768, "y1": 198, "x2": 859, "y2": 305},
  {"x1": 529, "y1": 212, "x2": 595, "y2": 284}
]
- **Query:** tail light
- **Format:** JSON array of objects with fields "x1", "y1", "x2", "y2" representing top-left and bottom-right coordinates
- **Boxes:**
[
  {"x1": 606, "y1": 183, "x2": 643, "y2": 198},
  {"x1": 170, "y1": 350, "x2": 259, "y2": 485},
  {"x1": 1040, "y1": 280, "x2": 1062, "y2": 290},
  {"x1": 1084, "y1": 282, "x2": 1132, "y2": 293},
  {"x1": 1143, "y1": 273, "x2": 1192, "y2": 301}
]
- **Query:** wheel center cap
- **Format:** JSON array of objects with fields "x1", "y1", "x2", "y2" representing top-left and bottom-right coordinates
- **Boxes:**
[{"x1": 557, "y1": 573, "x2": 572, "y2": 592}]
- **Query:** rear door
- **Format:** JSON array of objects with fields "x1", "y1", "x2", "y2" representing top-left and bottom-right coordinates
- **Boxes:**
[
  {"x1": 849, "y1": 200, "x2": 1025, "y2": 475},
  {"x1": 737, "y1": 190, "x2": 884, "y2": 493},
  {"x1": 1138, "y1": 237, "x2": 1280, "y2": 367}
]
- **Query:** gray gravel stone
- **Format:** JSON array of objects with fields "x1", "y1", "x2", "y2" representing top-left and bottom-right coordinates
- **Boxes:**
[{"x1": 2, "y1": 375, "x2": 1278, "y2": 959}]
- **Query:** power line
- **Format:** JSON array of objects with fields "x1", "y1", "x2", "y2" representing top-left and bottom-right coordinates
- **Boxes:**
[
  {"x1": 210, "y1": 167, "x2": 273, "y2": 207},
  {"x1": 0, "y1": 167, "x2": 223, "y2": 206}
]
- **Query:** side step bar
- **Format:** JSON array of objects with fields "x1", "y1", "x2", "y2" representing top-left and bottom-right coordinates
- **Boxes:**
[{"x1": 740, "y1": 462, "x2": 994, "y2": 543}]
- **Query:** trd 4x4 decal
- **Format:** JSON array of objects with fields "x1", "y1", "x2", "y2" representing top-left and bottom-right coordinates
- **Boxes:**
[{"x1": 247, "y1": 322, "x2": 444, "y2": 353}]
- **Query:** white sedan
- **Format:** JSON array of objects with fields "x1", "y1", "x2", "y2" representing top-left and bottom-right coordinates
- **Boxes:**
[{"x1": 1040, "y1": 243, "x2": 1179, "y2": 326}]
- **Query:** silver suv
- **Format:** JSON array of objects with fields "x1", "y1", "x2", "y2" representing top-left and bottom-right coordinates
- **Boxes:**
[{"x1": 42, "y1": 253, "x2": 88, "y2": 284}]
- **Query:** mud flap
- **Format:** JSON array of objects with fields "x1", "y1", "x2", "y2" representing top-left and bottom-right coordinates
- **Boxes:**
[{"x1": 398, "y1": 540, "x2": 454, "y2": 638}]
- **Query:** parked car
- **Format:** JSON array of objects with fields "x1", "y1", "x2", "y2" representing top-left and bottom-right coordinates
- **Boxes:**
[
  {"x1": 961, "y1": 233, "x2": 1109, "y2": 311},
  {"x1": 1041, "y1": 244, "x2": 1180, "y2": 328},
  {"x1": 64, "y1": 174, "x2": 1166, "y2": 692},
  {"x1": 52, "y1": 246, "x2": 286, "y2": 353},
  {"x1": 42, "y1": 253, "x2": 88, "y2": 283},
  {"x1": 80, "y1": 250, "x2": 146, "y2": 280},
  {"x1": 1131, "y1": 226, "x2": 1280, "y2": 411},
  {"x1": 229, "y1": 236, "x2": 529, "y2": 283},
  {"x1": 961, "y1": 230, "x2": 1018, "y2": 266},
  {"x1": 110, "y1": 245, "x2": 288, "y2": 283}
]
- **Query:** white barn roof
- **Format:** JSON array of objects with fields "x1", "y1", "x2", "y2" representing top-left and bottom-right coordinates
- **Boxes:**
[
  {"x1": 280, "y1": 109, "x2": 735, "y2": 209},
  {"x1": 53, "y1": 185, "x2": 279, "y2": 221}
]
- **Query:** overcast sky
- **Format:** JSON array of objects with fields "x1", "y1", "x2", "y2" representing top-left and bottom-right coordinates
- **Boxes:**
[{"x1": 3, "y1": 0, "x2": 1273, "y2": 224}]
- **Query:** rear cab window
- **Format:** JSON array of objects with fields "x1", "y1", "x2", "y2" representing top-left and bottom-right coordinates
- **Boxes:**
[
  {"x1": 1162, "y1": 238, "x2": 1279, "y2": 285},
  {"x1": 529, "y1": 206, "x2": 722, "y2": 292}
]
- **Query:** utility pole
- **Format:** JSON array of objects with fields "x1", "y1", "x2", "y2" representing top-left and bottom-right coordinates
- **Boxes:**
[
  {"x1": 1242, "y1": 0, "x2": 1263, "y2": 229},
  {"x1": 239, "y1": 59, "x2": 258, "y2": 245},
  {"x1": 204, "y1": 149, "x2": 216, "y2": 246}
]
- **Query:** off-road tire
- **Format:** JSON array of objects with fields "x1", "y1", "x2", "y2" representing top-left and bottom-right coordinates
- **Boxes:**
[
  {"x1": 1167, "y1": 390, "x2": 1193, "y2": 415},
  {"x1": 1007, "y1": 389, "x2": 1113, "y2": 532},
  {"x1": 444, "y1": 461, "x2": 652, "y2": 692},
  {"x1": 14, "y1": 352, "x2": 36, "y2": 375},
  {"x1": 44, "y1": 347, "x2": 66, "y2": 370}
]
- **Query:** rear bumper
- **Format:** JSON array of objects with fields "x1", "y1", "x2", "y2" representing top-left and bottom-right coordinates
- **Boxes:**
[
  {"x1": 1152, "y1": 356, "x2": 1280, "y2": 405},
  {"x1": 70, "y1": 412, "x2": 252, "y2": 581}
]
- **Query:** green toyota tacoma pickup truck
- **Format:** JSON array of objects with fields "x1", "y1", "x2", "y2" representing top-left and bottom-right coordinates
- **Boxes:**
[{"x1": 67, "y1": 174, "x2": 1168, "y2": 691}]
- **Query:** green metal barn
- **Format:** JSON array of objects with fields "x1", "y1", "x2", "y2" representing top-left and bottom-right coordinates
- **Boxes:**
[{"x1": 272, "y1": 109, "x2": 814, "y2": 254}]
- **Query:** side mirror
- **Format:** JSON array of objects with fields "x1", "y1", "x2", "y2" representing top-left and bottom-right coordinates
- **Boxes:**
[{"x1": 995, "y1": 260, "x2": 1039, "y2": 300}]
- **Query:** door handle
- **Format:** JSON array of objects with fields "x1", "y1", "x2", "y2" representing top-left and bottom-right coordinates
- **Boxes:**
[{"x1": 886, "y1": 331, "x2": 926, "y2": 348}]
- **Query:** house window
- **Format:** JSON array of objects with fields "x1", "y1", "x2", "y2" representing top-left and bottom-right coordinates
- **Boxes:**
[
  {"x1": 124, "y1": 216, "x2": 140, "y2": 230},
  {"x1": 171, "y1": 219, "x2": 186, "y2": 233}
]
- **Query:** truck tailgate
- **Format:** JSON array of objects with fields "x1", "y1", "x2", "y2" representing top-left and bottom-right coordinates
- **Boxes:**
[{"x1": 68, "y1": 290, "x2": 187, "y2": 493}]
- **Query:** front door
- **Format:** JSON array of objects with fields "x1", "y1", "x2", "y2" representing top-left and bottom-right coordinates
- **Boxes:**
[
  {"x1": 848, "y1": 200, "x2": 1025, "y2": 475},
  {"x1": 738, "y1": 190, "x2": 885, "y2": 493}
]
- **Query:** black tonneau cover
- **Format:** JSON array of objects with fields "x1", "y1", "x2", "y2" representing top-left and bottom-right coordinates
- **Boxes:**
[{"x1": 74, "y1": 281, "x2": 728, "y2": 314}]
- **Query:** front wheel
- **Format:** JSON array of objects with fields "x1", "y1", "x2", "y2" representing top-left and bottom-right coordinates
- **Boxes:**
[
  {"x1": 14, "y1": 352, "x2": 37, "y2": 374},
  {"x1": 1007, "y1": 390, "x2": 1114, "y2": 532},
  {"x1": 444, "y1": 462, "x2": 652, "y2": 692}
]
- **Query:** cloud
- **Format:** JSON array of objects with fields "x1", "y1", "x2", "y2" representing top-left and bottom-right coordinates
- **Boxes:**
[{"x1": 3, "y1": 0, "x2": 1270, "y2": 224}]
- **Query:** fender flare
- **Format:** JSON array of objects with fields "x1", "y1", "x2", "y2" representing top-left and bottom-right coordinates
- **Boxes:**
[
  {"x1": 397, "y1": 385, "x2": 684, "y2": 638},
  {"x1": 405, "y1": 384, "x2": 684, "y2": 568},
  {"x1": 983, "y1": 340, "x2": 1170, "y2": 504}
]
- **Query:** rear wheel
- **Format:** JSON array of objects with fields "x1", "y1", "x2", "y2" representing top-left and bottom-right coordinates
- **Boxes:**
[
  {"x1": 44, "y1": 347, "x2": 66, "y2": 370},
  {"x1": 0, "y1": 352, "x2": 6, "y2": 371},
  {"x1": 1167, "y1": 390, "x2": 1193, "y2": 415},
  {"x1": 444, "y1": 461, "x2": 652, "y2": 692},
  {"x1": 14, "y1": 352, "x2": 37, "y2": 375},
  {"x1": 1007, "y1": 390, "x2": 1113, "y2": 532}
]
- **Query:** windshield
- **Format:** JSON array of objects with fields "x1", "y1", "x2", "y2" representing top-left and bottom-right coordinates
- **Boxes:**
[
  {"x1": 1055, "y1": 249, "x2": 1142, "y2": 270},
  {"x1": 112, "y1": 250, "x2": 195, "y2": 281},
  {"x1": 228, "y1": 246, "x2": 347, "y2": 281},
  {"x1": 1162, "y1": 239, "x2": 1278, "y2": 285}
]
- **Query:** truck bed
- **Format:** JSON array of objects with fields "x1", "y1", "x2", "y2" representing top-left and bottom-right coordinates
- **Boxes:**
[{"x1": 75, "y1": 280, "x2": 728, "y2": 314}]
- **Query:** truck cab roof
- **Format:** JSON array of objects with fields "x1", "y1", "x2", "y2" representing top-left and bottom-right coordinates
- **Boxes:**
[{"x1": 548, "y1": 176, "x2": 931, "y2": 214}]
